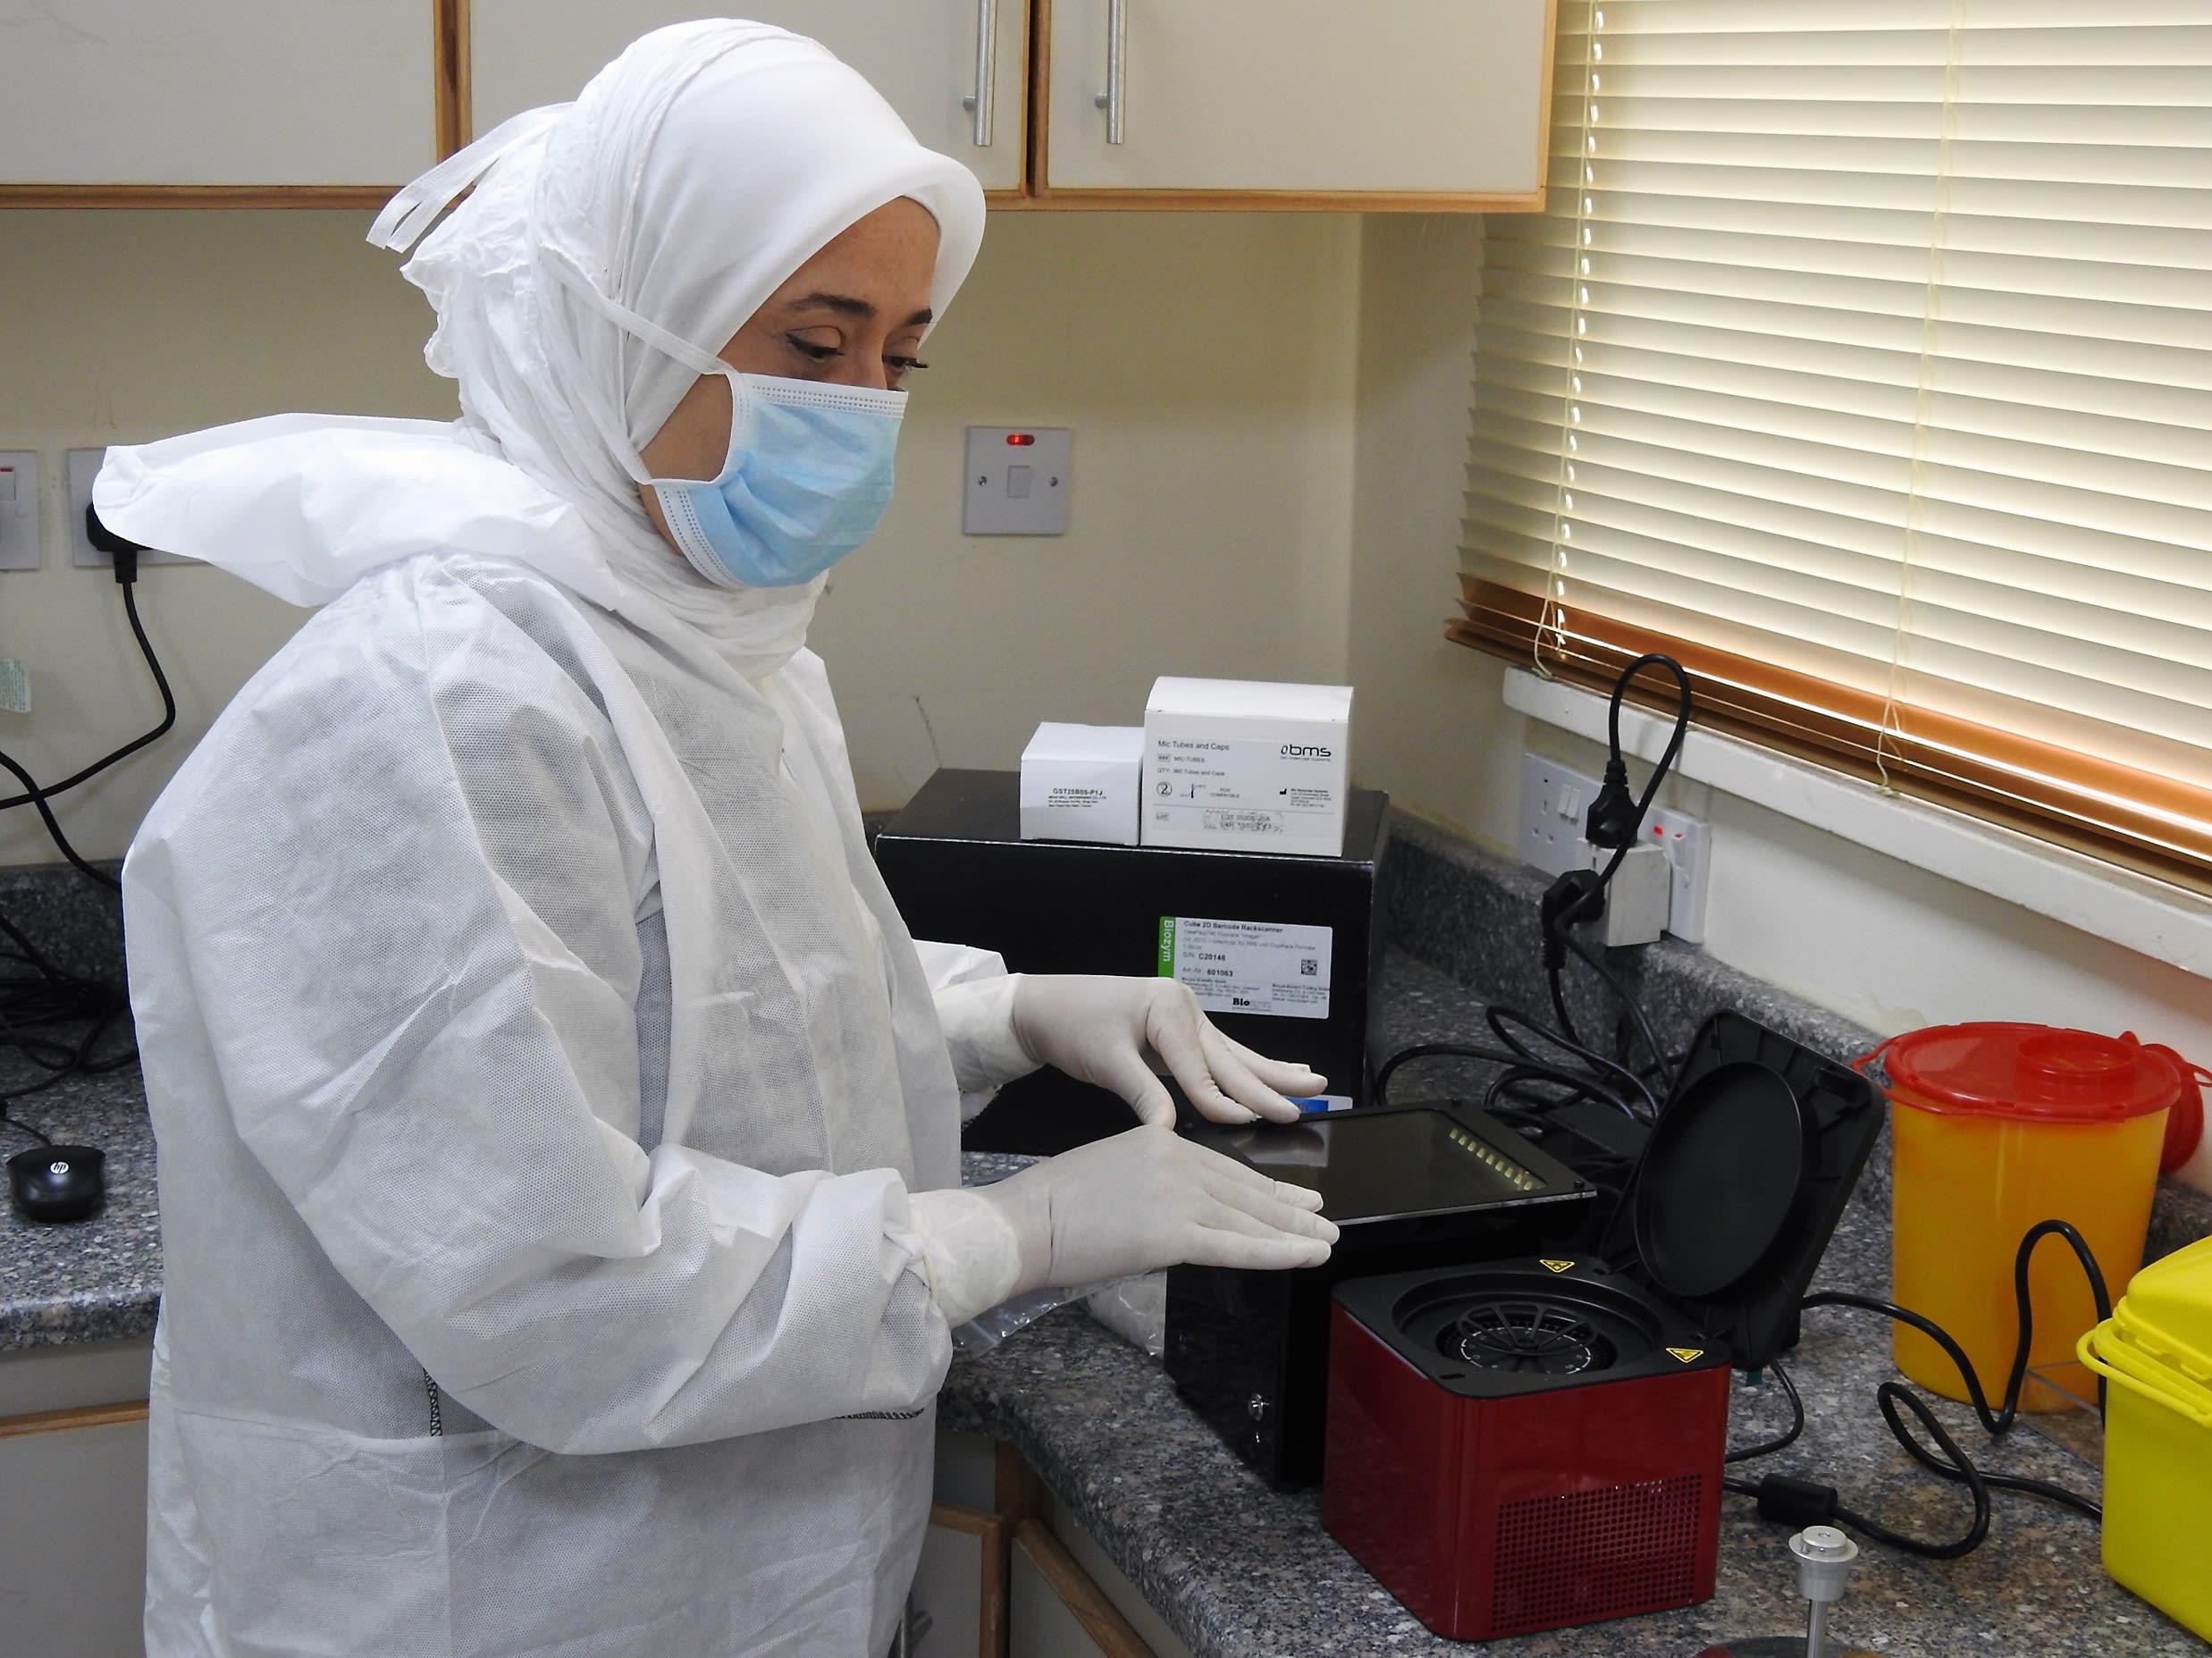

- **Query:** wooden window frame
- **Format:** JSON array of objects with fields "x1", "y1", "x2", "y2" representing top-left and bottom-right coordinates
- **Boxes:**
[{"x1": 1451, "y1": 578, "x2": 2212, "y2": 897}]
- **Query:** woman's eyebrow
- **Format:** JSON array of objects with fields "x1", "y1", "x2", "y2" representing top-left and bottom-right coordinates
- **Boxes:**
[{"x1": 784, "y1": 291, "x2": 934, "y2": 328}]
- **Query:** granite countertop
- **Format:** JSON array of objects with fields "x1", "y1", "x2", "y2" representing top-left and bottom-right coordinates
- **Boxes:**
[
  {"x1": 5, "y1": 955, "x2": 2207, "y2": 1656},
  {"x1": 943, "y1": 955, "x2": 2210, "y2": 1657},
  {"x1": 0, "y1": 1058, "x2": 162, "y2": 1349}
]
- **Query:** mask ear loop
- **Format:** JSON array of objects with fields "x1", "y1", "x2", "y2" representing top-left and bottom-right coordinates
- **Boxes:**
[
  {"x1": 536, "y1": 243, "x2": 753, "y2": 488},
  {"x1": 368, "y1": 105, "x2": 572, "y2": 253}
]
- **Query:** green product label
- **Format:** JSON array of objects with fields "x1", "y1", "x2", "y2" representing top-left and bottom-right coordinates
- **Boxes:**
[{"x1": 1157, "y1": 916, "x2": 1176, "y2": 976}]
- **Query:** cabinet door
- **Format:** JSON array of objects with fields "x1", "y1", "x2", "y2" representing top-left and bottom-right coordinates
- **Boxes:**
[
  {"x1": 910, "y1": 1504, "x2": 1005, "y2": 1657},
  {"x1": 1009, "y1": 1522, "x2": 1155, "y2": 1658},
  {"x1": 1039, "y1": 0, "x2": 1552, "y2": 205},
  {"x1": 469, "y1": 2, "x2": 1029, "y2": 193},
  {"x1": 0, "y1": 1406, "x2": 150, "y2": 1658},
  {"x1": 0, "y1": 0, "x2": 436, "y2": 190}
]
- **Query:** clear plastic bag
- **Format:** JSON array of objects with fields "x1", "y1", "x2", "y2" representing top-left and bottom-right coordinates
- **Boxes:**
[
  {"x1": 950, "y1": 1271, "x2": 1165, "y2": 1358},
  {"x1": 1082, "y1": 1271, "x2": 1165, "y2": 1359},
  {"x1": 950, "y1": 1286, "x2": 1089, "y2": 1356}
]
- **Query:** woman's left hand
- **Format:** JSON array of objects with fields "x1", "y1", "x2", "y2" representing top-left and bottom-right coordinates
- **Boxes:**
[{"x1": 1008, "y1": 974, "x2": 1326, "y2": 1129}]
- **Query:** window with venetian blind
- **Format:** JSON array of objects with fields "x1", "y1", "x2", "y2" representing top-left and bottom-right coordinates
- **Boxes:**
[{"x1": 1455, "y1": 1, "x2": 2212, "y2": 895}]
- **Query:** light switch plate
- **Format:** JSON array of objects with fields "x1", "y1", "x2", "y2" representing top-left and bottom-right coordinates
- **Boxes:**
[
  {"x1": 0, "y1": 452, "x2": 38, "y2": 570},
  {"x1": 69, "y1": 448, "x2": 194, "y2": 568},
  {"x1": 963, "y1": 426, "x2": 1070, "y2": 535}
]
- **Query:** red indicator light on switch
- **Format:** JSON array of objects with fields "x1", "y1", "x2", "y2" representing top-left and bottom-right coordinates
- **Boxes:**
[{"x1": 1005, "y1": 433, "x2": 1037, "y2": 446}]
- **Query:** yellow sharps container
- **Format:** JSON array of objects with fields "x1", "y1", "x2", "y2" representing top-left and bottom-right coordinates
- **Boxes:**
[
  {"x1": 2077, "y1": 1234, "x2": 2212, "y2": 1640},
  {"x1": 1879, "y1": 1023, "x2": 2179, "y2": 1410}
]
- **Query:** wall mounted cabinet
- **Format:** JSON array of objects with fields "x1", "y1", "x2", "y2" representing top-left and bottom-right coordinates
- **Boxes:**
[
  {"x1": 0, "y1": 0, "x2": 442, "y2": 204},
  {"x1": 1035, "y1": 0, "x2": 1552, "y2": 208},
  {"x1": 0, "y1": 0, "x2": 1552, "y2": 210},
  {"x1": 468, "y1": 0, "x2": 1031, "y2": 198}
]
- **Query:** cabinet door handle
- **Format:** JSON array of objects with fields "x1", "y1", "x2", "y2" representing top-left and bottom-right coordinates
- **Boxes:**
[
  {"x1": 1091, "y1": 0, "x2": 1128, "y2": 144},
  {"x1": 960, "y1": 0, "x2": 997, "y2": 147}
]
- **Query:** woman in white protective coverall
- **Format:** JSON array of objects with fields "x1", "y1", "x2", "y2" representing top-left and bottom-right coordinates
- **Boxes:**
[{"x1": 95, "y1": 21, "x2": 1337, "y2": 1658}]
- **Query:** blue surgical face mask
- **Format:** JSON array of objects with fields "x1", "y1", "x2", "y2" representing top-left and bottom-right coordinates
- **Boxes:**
[{"x1": 650, "y1": 372, "x2": 907, "y2": 590}]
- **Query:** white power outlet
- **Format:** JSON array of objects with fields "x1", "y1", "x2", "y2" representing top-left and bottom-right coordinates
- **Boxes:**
[
  {"x1": 1519, "y1": 753, "x2": 1599, "y2": 878},
  {"x1": 1644, "y1": 802, "x2": 1712, "y2": 945},
  {"x1": 69, "y1": 448, "x2": 193, "y2": 568},
  {"x1": 1518, "y1": 750, "x2": 1712, "y2": 943}
]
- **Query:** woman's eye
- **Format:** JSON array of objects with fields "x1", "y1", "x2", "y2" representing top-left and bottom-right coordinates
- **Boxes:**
[
  {"x1": 886, "y1": 356, "x2": 930, "y2": 377},
  {"x1": 785, "y1": 334, "x2": 841, "y2": 362}
]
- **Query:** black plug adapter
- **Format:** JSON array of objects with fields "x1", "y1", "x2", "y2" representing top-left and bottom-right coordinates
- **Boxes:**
[
  {"x1": 1539, "y1": 868, "x2": 1607, "y2": 970},
  {"x1": 84, "y1": 502, "x2": 148, "y2": 585},
  {"x1": 1583, "y1": 755, "x2": 1643, "y2": 847}
]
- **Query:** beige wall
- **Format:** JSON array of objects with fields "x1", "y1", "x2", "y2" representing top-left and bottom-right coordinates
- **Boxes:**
[
  {"x1": 0, "y1": 207, "x2": 1360, "y2": 862},
  {"x1": 814, "y1": 210, "x2": 1362, "y2": 809},
  {"x1": 0, "y1": 211, "x2": 450, "y2": 868},
  {"x1": 1346, "y1": 214, "x2": 1520, "y2": 834}
]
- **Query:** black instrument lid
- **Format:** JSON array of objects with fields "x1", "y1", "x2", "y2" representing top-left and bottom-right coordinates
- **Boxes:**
[
  {"x1": 1627, "y1": 1011, "x2": 1885, "y2": 1371},
  {"x1": 1189, "y1": 1102, "x2": 1586, "y2": 1226},
  {"x1": 1635, "y1": 1061, "x2": 1810, "y2": 1299}
]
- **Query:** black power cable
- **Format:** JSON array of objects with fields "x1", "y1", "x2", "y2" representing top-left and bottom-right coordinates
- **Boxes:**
[
  {"x1": 0, "y1": 506, "x2": 171, "y2": 1141},
  {"x1": 1372, "y1": 654, "x2": 1697, "y2": 1231},
  {"x1": 0, "y1": 509, "x2": 175, "y2": 888},
  {"x1": 0, "y1": 525, "x2": 177, "y2": 810},
  {"x1": 1535, "y1": 653, "x2": 1694, "y2": 1090},
  {"x1": 1725, "y1": 1358, "x2": 1804, "y2": 1464},
  {"x1": 1724, "y1": 1220, "x2": 2111, "y2": 1558}
]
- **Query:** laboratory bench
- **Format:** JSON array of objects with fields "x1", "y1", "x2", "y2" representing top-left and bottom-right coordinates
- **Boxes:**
[{"x1": 4, "y1": 949, "x2": 2208, "y2": 1658}]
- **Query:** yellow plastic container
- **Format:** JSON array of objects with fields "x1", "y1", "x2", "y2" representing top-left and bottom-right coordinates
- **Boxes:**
[
  {"x1": 1880, "y1": 1024, "x2": 2178, "y2": 1410},
  {"x1": 2076, "y1": 1235, "x2": 2212, "y2": 1640}
]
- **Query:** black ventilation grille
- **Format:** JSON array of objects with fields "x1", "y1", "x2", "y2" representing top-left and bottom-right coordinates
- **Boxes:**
[{"x1": 1490, "y1": 1475, "x2": 1706, "y2": 1636}]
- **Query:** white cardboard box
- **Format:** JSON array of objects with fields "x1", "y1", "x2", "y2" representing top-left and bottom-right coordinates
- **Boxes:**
[
  {"x1": 1142, "y1": 678, "x2": 1353, "y2": 857},
  {"x1": 1020, "y1": 723, "x2": 1145, "y2": 845}
]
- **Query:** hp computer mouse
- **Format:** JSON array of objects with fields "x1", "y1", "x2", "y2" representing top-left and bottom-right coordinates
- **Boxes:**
[{"x1": 7, "y1": 1145, "x2": 106, "y2": 1224}]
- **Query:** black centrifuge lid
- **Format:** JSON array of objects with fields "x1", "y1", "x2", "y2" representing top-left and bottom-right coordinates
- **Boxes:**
[
  {"x1": 1624, "y1": 1010, "x2": 1884, "y2": 1371},
  {"x1": 1634, "y1": 1061, "x2": 1810, "y2": 1299}
]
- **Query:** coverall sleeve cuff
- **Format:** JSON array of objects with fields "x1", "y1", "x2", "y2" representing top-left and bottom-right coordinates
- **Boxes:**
[
  {"x1": 932, "y1": 973, "x2": 1040, "y2": 1098},
  {"x1": 907, "y1": 1186, "x2": 1027, "y2": 1327}
]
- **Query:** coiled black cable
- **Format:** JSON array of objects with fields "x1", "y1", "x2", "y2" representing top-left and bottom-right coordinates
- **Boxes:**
[
  {"x1": 1800, "y1": 1219, "x2": 2114, "y2": 1429},
  {"x1": 0, "y1": 572, "x2": 177, "y2": 816},
  {"x1": 1726, "y1": 1219, "x2": 2111, "y2": 1559}
]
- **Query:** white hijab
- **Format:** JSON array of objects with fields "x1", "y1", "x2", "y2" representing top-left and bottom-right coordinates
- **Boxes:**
[{"x1": 96, "y1": 21, "x2": 985, "y2": 678}]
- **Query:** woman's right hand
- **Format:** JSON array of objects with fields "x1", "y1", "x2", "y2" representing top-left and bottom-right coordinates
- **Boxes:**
[{"x1": 981, "y1": 1125, "x2": 1337, "y2": 1293}]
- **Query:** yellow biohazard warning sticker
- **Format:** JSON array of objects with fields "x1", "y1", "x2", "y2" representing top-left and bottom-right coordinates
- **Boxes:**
[
  {"x1": 1667, "y1": 1347, "x2": 1706, "y2": 1364},
  {"x1": 1539, "y1": 1258, "x2": 1576, "y2": 1274}
]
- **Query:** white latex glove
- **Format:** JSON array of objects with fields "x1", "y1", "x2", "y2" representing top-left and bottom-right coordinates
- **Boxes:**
[
  {"x1": 1010, "y1": 974, "x2": 1327, "y2": 1127},
  {"x1": 980, "y1": 1125, "x2": 1337, "y2": 1294}
]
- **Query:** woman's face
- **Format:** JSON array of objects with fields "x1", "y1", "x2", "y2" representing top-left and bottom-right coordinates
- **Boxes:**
[{"x1": 638, "y1": 196, "x2": 941, "y2": 545}]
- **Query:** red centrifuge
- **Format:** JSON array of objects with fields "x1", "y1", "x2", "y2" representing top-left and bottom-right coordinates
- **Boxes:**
[{"x1": 1322, "y1": 1012, "x2": 1884, "y2": 1642}]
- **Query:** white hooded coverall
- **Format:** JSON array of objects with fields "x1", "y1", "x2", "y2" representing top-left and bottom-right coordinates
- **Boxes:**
[{"x1": 99, "y1": 22, "x2": 1027, "y2": 1657}]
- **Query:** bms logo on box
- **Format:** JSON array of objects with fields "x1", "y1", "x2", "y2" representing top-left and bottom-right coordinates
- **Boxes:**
[{"x1": 1280, "y1": 744, "x2": 1333, "y2": 760}]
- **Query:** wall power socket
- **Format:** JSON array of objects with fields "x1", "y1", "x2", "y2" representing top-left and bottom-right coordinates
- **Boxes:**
[{"x1": 1518, "y1": 752, "x2": 1712, "y2": 945}]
